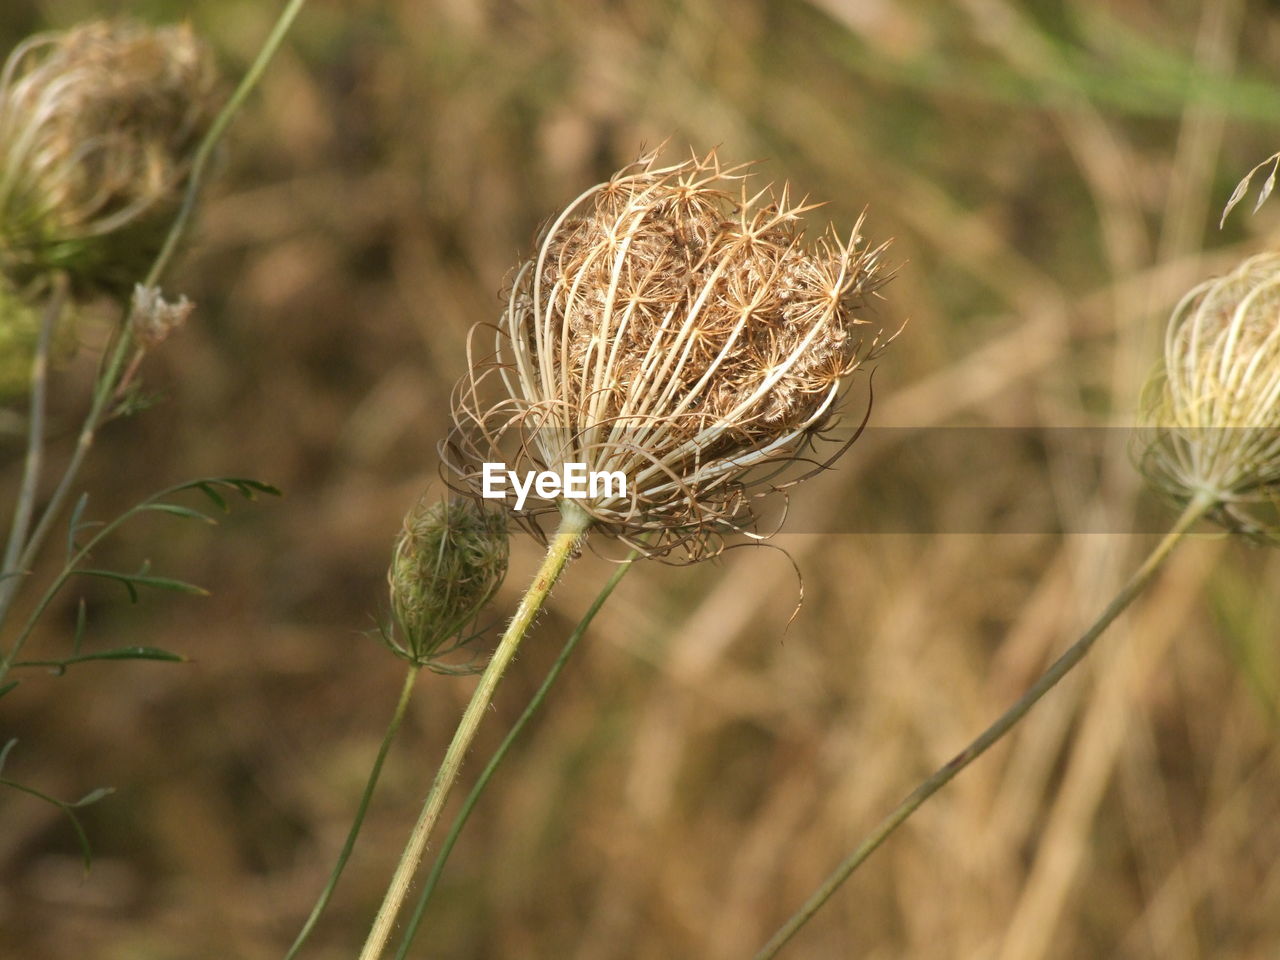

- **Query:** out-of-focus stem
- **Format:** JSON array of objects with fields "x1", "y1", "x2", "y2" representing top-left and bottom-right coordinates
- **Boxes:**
[
  {"x1": 282, "y1": 663, "x2": 420, "y2": 960},
  {"x1": 0, "y1": 275, "x2": 67, "y2": 633},
  {"x1": 752, "y1": 493, "x2": 1214, "y2": 960}
]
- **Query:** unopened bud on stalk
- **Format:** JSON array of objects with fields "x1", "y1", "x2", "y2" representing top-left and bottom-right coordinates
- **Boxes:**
[
  {"x1": 1139, "y1": 252, "x2": 1280, "y2": 539},
  {"x1": 0, "y1": 20, "x2": 220, "y2": 292},
  {"x1": 385, "y1": 496, "x2": 509, "y2": 672}
]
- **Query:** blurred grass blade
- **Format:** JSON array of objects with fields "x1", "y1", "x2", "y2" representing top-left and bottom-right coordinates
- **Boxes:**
[
  {"x1": 76, "y1": 568, "x2": 210, "y2": 603},
  {"x1": 72, "y1": 786, "x2": 113, "y2": 808},
  {"x1": 139, "y1": 503, "x2": 217, "y2": 524},
  {"x1": 1221, "y1": 153, "x2": 1280, "y2": 226},
  {"x1": 65, "y1": 493, "x2": 90, "y2": 558},
  {"x1": 0, "y1": 774, "x2": 115, "y2": 873},
  {"x1": 71, "y1": 598, "x2": 87, "y2": 655},
  {"x1": 1255, "y1": 164, "x2": 1277, "y2": 213},
  {"x1": 16, "y1": 646, "x2": 187, "y2": 669},
  {"x1": 185, "y1": 477, "x2": 281, "y2": 513}
]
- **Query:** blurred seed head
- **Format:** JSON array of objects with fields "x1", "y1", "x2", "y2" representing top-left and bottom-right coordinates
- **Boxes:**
[
  {"x1": 1139, "y1": 252, "x2": 1280, "y2": 538},
  {"x1": 0, "y1": 279, "x2": 75, "y2": 399},
  {"x1": 0, "y1": 20, "x2": 220, "y2": 292},
  {"x1": 0, "y1": 282, "x2": 42, "y2": 397},
  {"x1": 446, "y1": 149, "x2": 892, "y2": 560},
  {"x1": 385, "y1": 496, "x2": 509, "y2": 672}
]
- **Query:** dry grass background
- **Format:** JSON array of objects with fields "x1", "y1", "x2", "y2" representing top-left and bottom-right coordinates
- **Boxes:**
[{"x1": 3, "y1": 0, "x2": 1280, "y2": 957}]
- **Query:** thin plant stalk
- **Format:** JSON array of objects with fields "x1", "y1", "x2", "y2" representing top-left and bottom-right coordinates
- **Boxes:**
[
  {"x1": 392, "y1": 550, "x2": 638, "y2": 959},
  {"x1": 145, "y1": 0, "x2": 308, "y2": 291},
  {"x1": 3, "y1": 328, "x2": 130, "y2": 634},
  {"x1": 752, "y1": 492, "x2": 1214, "y2": 960},
  {"x1": 282, "y1": 663, "x2": 421, "y2": 960},
  {"x1": 358, "y1": 501, "x2": 594, "y2": 960},
  {"x1": 0, "y1": 274, "x2": 67, "y2": 621},
  {"x1": 0, "y1": 0, "x2": 309, "y2": 638}
]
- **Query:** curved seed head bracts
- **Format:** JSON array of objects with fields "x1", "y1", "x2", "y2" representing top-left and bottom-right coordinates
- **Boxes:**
[{"x1": 445, "y1": 149, "x2": 893, "y2": 561}]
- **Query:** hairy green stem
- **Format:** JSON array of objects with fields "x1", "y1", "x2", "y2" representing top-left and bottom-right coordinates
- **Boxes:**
[
  {"x1": 752, "y1": 494, "x2": 1213, "y2": 960},
  {"x1": 358, "y1": 502, "x2": 593, "y2": 960},
  {"x1": 392, "y1": 551, "x2": 638, "y2": 959},
  {"x1": 282, "y1": 663, "x2": 420, "y2": 960}
]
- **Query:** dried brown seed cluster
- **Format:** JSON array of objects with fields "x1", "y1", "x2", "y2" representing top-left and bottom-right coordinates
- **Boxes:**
[
  {"x1": 0, "y1": 20, "x2": 219, "y2": 291},
  {"x1": 129, "y1": 283, "x2": 194, "y2": 347},
  {"x1": 447, "y1": 150, "x2": 891, "y2": 560},
  {"x1": 1139, "y1": 252, "x2": 1280, "y2": 538}
]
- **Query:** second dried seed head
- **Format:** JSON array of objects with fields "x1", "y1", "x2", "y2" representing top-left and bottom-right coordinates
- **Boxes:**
[
  {"x1": 0, "y1": 20, "x2": 220, "y2": 292},
  {"x1": 1140, "y1": 251, "x2": 1280, "y2": 537}
]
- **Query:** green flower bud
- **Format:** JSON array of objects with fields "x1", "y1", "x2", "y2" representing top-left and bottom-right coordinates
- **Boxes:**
[{"x1": 386, "y1": 496, "x2": 509, "y2": 671}]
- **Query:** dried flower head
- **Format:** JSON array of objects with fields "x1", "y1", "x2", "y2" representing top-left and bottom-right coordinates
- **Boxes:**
[
  {"x1": 129, "y1": 282, "x2": 194, "y2": 347},
  {"x1": 0, "y1": 20, "x2": 219, "y2": 291},
  {"x1": 1139, "y1": 252, "x2": 1280, "y2": 538},
  {"x1": 446, "y1": 150, "x2": 891, "y2": 560},
  {"x1": 385, "y1": 496, "x2": 509, "y2": 672}
]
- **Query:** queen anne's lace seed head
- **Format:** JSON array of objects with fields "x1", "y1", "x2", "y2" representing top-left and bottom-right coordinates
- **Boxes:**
[
  {"x1": 1139, "y1": 252, "x2": 1280, "y2": 538},
  {"x1": 446, "y1": 150, "x2": 892, "y2": 560},
  {"x1": 0, "y1": 20, "x2": 219, "y2": 292}
]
